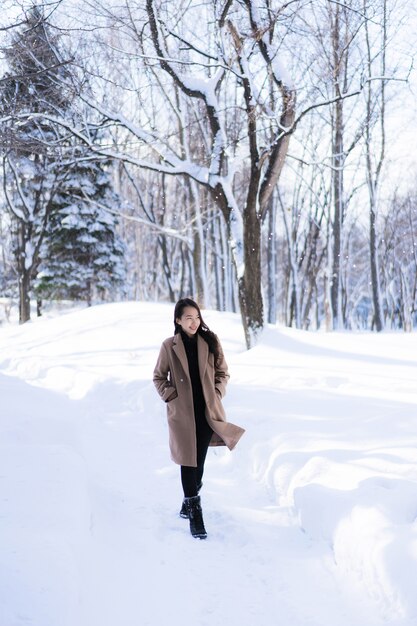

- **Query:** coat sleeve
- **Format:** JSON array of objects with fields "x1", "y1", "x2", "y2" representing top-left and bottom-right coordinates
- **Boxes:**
[
  {"x1": 214, "y1": 337, "x2": 230, "y2": 399},
  {"x1": 153, "y1": 342, "x2": 178, "y2": 402}
]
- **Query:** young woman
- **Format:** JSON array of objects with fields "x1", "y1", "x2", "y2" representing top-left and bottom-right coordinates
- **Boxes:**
[{"x1": 153, "y1": 298, "x2": 245, "y2": 540}]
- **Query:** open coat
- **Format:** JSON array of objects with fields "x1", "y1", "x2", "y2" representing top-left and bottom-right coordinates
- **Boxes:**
[{"x1": 153, "y1": 332, "x2": 245, "y2": 467}]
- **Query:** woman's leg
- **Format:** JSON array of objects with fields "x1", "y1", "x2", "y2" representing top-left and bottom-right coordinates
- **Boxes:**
[
  {"x1": 180, "y1": 465, "x2": 198, "y2": 497},
  {"x1": 181, "y1": 415, "x2": 213, "y2": 497},
  {"x1": 195, "y1": 416, "x2": 213, "y2": 490}
]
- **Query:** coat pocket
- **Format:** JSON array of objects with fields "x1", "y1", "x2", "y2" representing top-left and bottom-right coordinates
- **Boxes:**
[{"x1": 166, "y1": 389, "x2": 178, "y2": 402}]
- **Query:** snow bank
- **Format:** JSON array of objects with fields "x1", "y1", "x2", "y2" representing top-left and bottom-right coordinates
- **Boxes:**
[{"x1": 0, "y1": 373, "x2": 90, "y2": 626}]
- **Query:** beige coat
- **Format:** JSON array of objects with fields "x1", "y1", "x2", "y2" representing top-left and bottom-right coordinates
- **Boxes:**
[{"x1": 153, "y1": 333, "x2": 245, "y2": 467}]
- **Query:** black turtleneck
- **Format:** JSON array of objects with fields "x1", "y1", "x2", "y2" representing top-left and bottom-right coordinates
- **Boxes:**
[{"x1": 180, "y1": 330, "x2": 206, "y2": 418}]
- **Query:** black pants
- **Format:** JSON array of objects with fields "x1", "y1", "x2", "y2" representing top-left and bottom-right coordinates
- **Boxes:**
[{"x1": 181, "y1": 413, "x2": 213, "y2": 498}]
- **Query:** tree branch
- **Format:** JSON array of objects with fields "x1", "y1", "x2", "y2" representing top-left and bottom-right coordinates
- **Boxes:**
[{"x1": 243, "y1": 0, "x2": 296, "y2": 217}]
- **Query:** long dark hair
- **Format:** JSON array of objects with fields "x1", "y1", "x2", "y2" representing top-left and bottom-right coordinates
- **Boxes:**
[{"x1": 174, "y1": 298, "x2": 221, "y2": 363}]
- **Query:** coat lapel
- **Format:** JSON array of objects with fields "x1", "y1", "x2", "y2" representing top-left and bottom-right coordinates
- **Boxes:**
[{"x1": 172, "y1": 333, "x2": 190, "y2": 379}]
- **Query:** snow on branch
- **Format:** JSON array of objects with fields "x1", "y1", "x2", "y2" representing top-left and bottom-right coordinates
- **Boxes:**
[
  {"x1": 71, "y1": 192, "x2": 191, "y2": 244},
  {"x1": 0, "y1": 59, "x2": 74, "y2": 85},
  {"x1": 146, "y1": 0, "x2": 226, "y2": 109},
  {"x1": 244, "y1": 0, "x2": 295, "y2": 90},
  {"x1": 14, "y1": 111, "x2": 210, "y2": 185},
  {"x1": 241, "y1": 0, "x2": 296, "y2": 215},
  {"x1": 3, "y1": 156, "x2": 32, "y2": 221}
]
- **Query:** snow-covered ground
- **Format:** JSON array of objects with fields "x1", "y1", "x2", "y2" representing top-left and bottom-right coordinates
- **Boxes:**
[{"x1": 1, "y1": 301, "x2": 417, "y2": 626}]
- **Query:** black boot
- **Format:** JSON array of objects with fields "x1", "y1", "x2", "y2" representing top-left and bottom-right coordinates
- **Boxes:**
[
  {"x1": 179, "y1": 500, "x2": 188, "y2": 518},
  {"x1": 179, "y1": 482, "x2": 203, "y2": 519},
  {"x1": 184, "y1": 495, "x2": 207, "y2": 539}
]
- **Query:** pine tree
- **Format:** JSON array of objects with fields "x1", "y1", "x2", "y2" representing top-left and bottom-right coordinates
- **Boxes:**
[{"x1": 35, "y1": 155, "x2": 126, "y2": 305}]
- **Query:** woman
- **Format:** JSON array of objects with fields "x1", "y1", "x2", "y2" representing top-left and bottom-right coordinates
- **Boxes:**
[{"x1": 153, "y1": 298, "x2": 245, "y2": 540}]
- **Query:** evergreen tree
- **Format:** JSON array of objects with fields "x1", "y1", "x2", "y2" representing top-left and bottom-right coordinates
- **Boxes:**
[{"x1": 35, "y1": 155, "x2": 126, "y2": 305}]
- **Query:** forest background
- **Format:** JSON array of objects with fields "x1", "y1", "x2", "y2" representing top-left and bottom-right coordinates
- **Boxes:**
[{"x1": 0, "y1": 0, "x2": 416, "y2": 347}]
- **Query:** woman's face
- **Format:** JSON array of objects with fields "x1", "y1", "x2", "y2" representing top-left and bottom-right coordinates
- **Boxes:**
[{"x1": 176, "y1": 306, "x2": 200, "y2": 337}]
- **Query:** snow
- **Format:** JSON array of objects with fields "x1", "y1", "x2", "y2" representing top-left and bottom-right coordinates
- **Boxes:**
[
  {"x1": 248, "y1": 0, "x2": 295, "y2": 90},
  {"x1": 1, "y1": 301, "x2": 417, "y2": 626},
  {"x1": 24, "y1": 241, "x2": 35, "y2": 270}
]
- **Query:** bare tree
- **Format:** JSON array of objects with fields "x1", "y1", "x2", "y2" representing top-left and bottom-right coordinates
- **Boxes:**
[
  {"x1": 363, "y1": 0, "x2": 388, "y2": 331},
  {"x1": 139, "y1": 0, "x2": 297, "y2": 346}
]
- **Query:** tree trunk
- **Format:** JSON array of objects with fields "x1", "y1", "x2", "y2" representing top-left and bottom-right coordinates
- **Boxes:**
[
  {"x1": 364, "y1": 0, "x2": 386, "y2": 332},
  {"x1": 220, "y1": 214, "x2": 235, "y2": 312},
  {"x1": 370, "y1": 202, "x2": 384, "y2": 331},
  {"x1": 238, "y1": 207, "x2": 263, "y2": 348},
  {"x1": 192, "y1": 229, "x2": 203, "y2": 302},
  {"x1": 192, "y1": 183, "x2": 209, "y2": 308},
  {"x1": 331, "y1": 96, "x2": 344, "y2": 330},
  {"x1": 400, "y1": 266, "x2": 412, "y2": 332},
  {"x1": 19, "y1": 271, "x2": 31, "y2": 324},
  {"x1": 158, "y1": 235, "x2": 176, "y2": 302},
  {"x1": 16, "y1": 221, "x2": 31, "y2": 324},
  {"x1": 267, "y1": 197, "x2": 277, "y2": 324}
]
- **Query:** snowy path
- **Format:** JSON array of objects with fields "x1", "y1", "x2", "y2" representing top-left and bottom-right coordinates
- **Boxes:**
[
  {"x1": 77, "y1": 380, "x2": 375, "y2": 626},
  {"x1": 1, "y1": 302, "x2": 417, "y2": 626}
]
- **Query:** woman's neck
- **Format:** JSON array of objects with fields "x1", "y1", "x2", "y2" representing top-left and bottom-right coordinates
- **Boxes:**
[{"x1": 180, "y1": 329, "x2": 197, "y2": 341}]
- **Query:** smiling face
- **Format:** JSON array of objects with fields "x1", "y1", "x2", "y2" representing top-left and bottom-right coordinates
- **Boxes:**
[{"x1": 176, "y1": 306, "x2": 201, "y2": 337}]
